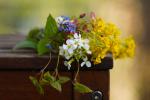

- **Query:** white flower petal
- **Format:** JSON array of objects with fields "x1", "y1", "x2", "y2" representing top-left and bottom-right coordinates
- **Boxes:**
[
  {"x1": 68, "y1": 65, "x2": 71, "y2": 70},
  {"x1": 66, "y1": 39, "x2": 75, "y2": 45},
  {"x1": 87, "y1": 50, "x2": 92, "y2": 54},
  {"x1": 66, "y1": 56, "x2": 71, "y2": 60},
  {"x1": 78, "y1": 41, "x2": 83, "y2": 47},
  {"x1": 63, "y1": 44, "x2": 68, "y2": 50},
  {"x1": 78, "y1": 34, "x2": 81, "y2": 38},
  {"x1": 81, "y1": 62, "x2": 85, "y2": 67},
  {"x1": 68, "y1": 48, "x2": 74, "y2": 54},
  {"x1": 64, "y1": 61, "x2": 71, "y2": 70},
  {"x1": 55, "y1": 17, "x2": 63, "y2": 24},
  {"x1": 74, "y1": 33, "x2": 78, "y2": 39},
  {"x1": 64, "y1": 53, "x2": 71, "y2": 60},
  {"x1": 86, "y1": 61, "x2": 91, "y2": 67},
  {"x1": 83, "y1": 57, "x2": 88, "y2": 61},
  {"x1": 72, "y1": 44, "x2": 77, "y2": 49},
  {"x1": 83, "y1": 44, "x2": 89, "y2": 50}
]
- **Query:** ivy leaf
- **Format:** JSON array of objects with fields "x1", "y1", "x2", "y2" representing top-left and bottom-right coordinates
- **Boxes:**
[
  {"x1": 50, "y1": 81, "x2": 62, "y2": 92},
  {"x1": 58, "y1": 76, "x2": 70, "y2": 84},
  {"x1": 13, "y1": 40, "x2": 37, "y2": 50},
  {"x1": 37, "y1": 38, "x2": 50, "y2": 55},
  {"x1": 45, "y1": 14, "x2": 58, "y2": 38},
  {"x1": 74, "y1": 82, "x2": 93, "y2": 93},
  {"x1": 29, "y1": 76, "x2": 44, "y2": 95},
  {"x1": 43, "y1": 71, "x2": 55, "y2": 82}
]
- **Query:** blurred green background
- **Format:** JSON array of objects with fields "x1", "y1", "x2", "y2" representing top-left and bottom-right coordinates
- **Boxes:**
[{"x1": 0, "y1": 0, "x2": 149, "y2": 100}]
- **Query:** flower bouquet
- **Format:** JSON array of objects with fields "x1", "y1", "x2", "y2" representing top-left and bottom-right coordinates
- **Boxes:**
[{"x1": 14, "y1": 12, "x2": 135, "y2": 94}]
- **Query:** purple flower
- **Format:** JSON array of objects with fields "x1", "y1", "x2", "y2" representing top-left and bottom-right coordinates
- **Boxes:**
[
  {"x1": 59, "y1": 21, "x2": 76, "y2": 33},
  {"x1": 56, "y1": 16, "x2": 76, "y2": 33},
  {"x1": 61, "y1": 16, "x2": 70, "y2": 21}
]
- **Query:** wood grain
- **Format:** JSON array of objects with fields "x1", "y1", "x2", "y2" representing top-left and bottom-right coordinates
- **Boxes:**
[
  {"x1": 0, "y1": 71, "x2": 73, "y2": 100},
  {"x1": 73, "y1": 71, "x2": 109, "y2": 100},
  {"x1": 0, "y1": 34, "x2": 113, "y2": 100}
]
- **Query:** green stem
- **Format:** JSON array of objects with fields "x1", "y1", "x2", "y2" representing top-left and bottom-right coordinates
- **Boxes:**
[
  {"x1": 54, "y1": 55, "x2": 60, "y2": 78},
  {"x1": 74, "y1": 61, "x2": 80, "y2": 82},
  {"x1": 40, "y1": 52, "x2": 52, "y2": 73},
  {"x1": 39, "y1": 53, "x2": 51, "y2": 80}
]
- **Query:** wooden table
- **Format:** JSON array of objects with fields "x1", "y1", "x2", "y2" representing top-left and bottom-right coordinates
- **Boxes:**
[{"x1": 0, "y1": 34, "x2": 113, "y2": 100}]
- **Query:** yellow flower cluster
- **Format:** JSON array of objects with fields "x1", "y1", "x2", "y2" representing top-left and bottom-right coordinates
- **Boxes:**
[
  {"x1": 89, "y1": 34, "x2": 110, "y2": 64},
  {"x1": 125, "y1": 37, "x2": 136, "y2": 57},
  {"x1": 114, "y1": 37, "x2": 136, "y2": 58},
  {"x1": 88, "y1": 18, "x2": 135, "y2": 64}
]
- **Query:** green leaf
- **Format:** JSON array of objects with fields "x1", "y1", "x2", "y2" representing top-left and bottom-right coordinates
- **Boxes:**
[
  {"x1": 29, "y1": 76, "x2": 44, "y2": 94},
  {"x1": 43, "y1": 71, "x2": 55, "y2": 82},
  {"x1": 50, "y1": 81, "x2": 62, "y2": 92},
  {"x1": 27, "y1": 28, "x2": 42, "y2": 43},
  {"x1": 37, "y1": 38, "x2": 50, "y2": 55},
  {"x1": 58, "y1": 76, "x2": 70, "y2": 84},
  {"x1": 13, "y1": 40, "x2": 37, "y2": 50},
  {"x1": 39, "y1": 78, "x2": 49, "y2": 86},
  {"x1": 74, "y1": 82, "x2": 93, "y2": 93},
  {"x1": 42, "y1": 72, "x2": 62, "y2": 92},
  {"x1": 45, "y1": 14, "x2": 58, "y2": 38}
]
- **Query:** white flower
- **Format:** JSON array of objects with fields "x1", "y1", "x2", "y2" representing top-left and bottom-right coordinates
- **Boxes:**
[
  {"x1": 74, "y1": 33, "x2": 81, "y2": 39},
  {"x1": 67, "y1": 48, "x2": 74, "y2": 54},
  {"x1": 62, "y1": 44, "x2": 73, "y2": 55},
  {"x1": 64, "y1": 61, "x2": 71, "y2": 70},
  {"x1": 63, "y1": 44, "x2": 68, "y2": 50},
  {"x1": 66, "y1": 39, "x2": 75, "y2": 45},
  {"x1": 81, "y1": 57, "x2": 91, "y2": 67},
  {"x1": 64, "y1": 52, "x2": 71, "y2": 60},
  {"x1": 55, "y1": 16, "x2": 70, "y2": 25},
  {"x1": 66, "y1": 39, "x2": 77, "y2": 50},
  {"x1": 83, "y1": 44, "x2": 89, "y2": 50},
  {"x1": 59, "y1": 33, "x2": 92, "y2": 69},
  {"x1": 87, "y1": 50, "x2": 92, "y2": 54},
  {"x1": 55, "y1": 17, "x2": 64, "y2": 25}
]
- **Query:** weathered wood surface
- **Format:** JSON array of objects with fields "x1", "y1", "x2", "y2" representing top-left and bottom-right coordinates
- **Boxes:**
[
  {"x1": 0, "y1": 34, "x2": 113, "y2": 71},
  {"x1": 73, "y1": 71, "x2": 110, "y2": 100},
  {"x1": 0, "y1": 34, "x2": 113, "y2": 100},
  {"x1": 0, "y1": 71, "x2": 73, "y2": 100},
  {"x1": 0, "y1": 34, "x2": 25, "y2": 49}
]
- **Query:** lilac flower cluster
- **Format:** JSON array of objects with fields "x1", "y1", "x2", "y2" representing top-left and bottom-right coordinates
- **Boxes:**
[{"x1": 56, "y1": 16, "x2": 76, "y2": 33}]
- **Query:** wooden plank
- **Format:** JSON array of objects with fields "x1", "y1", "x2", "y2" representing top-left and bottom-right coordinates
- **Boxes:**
[
  {"x1": 0, "y1": 34, "x2": 112, "y2": 100},
  {"x1": 0, "y1": 71, "x2": 73, "y2": 100},
  {"x1": 73, "y1": 71, "x2": 109, "y2": 100},
  {"x1": 0, "y1": 34, "x2": 25, "y2": 49},
  {"x1": 0, "y1": 34, "x2": 113, "y2": 70},
  {"x1": 0, "y1": 51, "x2": 113, "y2": 71}
]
